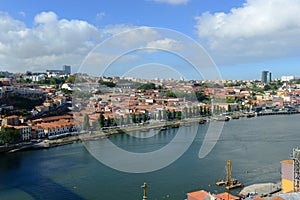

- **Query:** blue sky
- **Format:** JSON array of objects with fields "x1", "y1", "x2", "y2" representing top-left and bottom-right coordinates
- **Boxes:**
[{"x1": 0, "y1": 0, "x2": 299, "y2": 80}]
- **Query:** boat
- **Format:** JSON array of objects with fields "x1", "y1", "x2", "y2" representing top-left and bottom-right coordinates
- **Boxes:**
[
  {"x1": 216, "y1": 160, "x2": 243, "y2": 190},
  {"x1": 246, "y1": 112, "x2": 255, "y2": 118},
  {"x1": 213, "y1": 116, "x2": 230, "y2": 121},
  {"x1": 199, "y1": 119, "x2": 206, "y2": 124},
  {"x1": 231, "y1": 115, "x2": 240, "y2": 119}
]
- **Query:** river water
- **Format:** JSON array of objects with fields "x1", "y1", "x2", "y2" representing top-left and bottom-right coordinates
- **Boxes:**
[{"x1": 0, "y1": 115, "x2": 300, "y2": 200}]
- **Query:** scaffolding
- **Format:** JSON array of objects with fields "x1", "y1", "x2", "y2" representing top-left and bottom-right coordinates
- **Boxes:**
[{"x1": 292, "y1": 148, "x2": 300, "y2": 192}]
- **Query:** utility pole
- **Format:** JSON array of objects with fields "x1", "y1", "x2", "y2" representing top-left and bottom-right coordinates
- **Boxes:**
[{"x1": 141, "y1": 182, "x2": 147, "y2": 200}]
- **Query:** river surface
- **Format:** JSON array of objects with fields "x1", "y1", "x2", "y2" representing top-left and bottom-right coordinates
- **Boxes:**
[{"x1": 0, "y1": 115, "x2": 300, "y2": 200}]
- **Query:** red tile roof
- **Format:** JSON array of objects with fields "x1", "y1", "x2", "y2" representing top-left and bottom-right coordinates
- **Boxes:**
[
  {"x1": 213, "y1": 192, "x2": 239, "y2": 200},
  {"x1": 187, "y1": 190, "x2": 210, "y2": 200}
]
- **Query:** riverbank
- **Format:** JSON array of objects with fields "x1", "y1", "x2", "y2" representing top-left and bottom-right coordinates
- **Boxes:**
[
  {"x1": 2, "y1": 111, "x2": 299, "y2": 153},
  {"x1": 0, "y1": 117, "x2": 206, "y2": 153}
]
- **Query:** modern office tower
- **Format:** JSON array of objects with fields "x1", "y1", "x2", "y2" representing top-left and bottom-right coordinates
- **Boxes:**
[
  {"x1": 261, "y1": 70, "x2": 272, "y2": 83},
  {"x1": 63, "y1": 65, "x2": 71, "y2": 75}
]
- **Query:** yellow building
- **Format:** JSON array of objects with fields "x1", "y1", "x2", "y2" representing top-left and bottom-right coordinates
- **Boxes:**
[{"x1": 281, "y1": 160, "x2": 295, "y2": 193}]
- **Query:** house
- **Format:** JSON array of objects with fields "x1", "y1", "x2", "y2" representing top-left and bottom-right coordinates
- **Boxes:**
[
  {"x1": 187, "y1": 190, "x2": 215, "y2": 200},
  {"x1": 33, "y1": 119, "x2": 80, "y2": 139},
  {"x1": 32, "y1": 126, "x2": 45, "y2": 139},
  {"x1": 2, "y1": 115, "x2": 20, "y2": 126},
  {"x1": 187, "y1": 190, "x2": 239, "y2": 200},
  {"x1": 14, "y1": 125, "x2": 32, "y2": 141}
]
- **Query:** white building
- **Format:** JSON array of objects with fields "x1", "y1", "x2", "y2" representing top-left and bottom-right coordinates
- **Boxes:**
[{"x1": 281, "y1": 76, "x2": 295, "y2": 82}]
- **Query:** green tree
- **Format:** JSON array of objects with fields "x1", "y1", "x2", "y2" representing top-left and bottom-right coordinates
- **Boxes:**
[
  {"x1": 192, "y1": 107, "x2": 196, "y2": 116},
  {"x1": 183, "y1": 107, "x2": 188, "y2": 118},
  {"x1": 162, "y1": 110, "x2": 167, "y2": 120},
  {"x1": 206, "y1": 107, "x2": 211, "y2": 116},
  {"x1": 66, "y1": 75, "x2": 76, "y2": 83},
  {"x1": 200, "y1": 106, "x2": 204, "y2": 116},
  {"x1": 167, "y1": 110, "x2": 172, "y2": 120},
  {"x1": 203, "y1": 106, "x2": 207, "y2": 116},
  {"x1": 138, "y1": 83, "x2": 156, "y2": 91},
  {"x1": 143, "y1": 113, "x2": 147, "y2": 122},
  {"x1": 196, "y1": 106, "x2": 200, "y2": 116},
  {"x1": 120, "y1": 116, "x2": 124, "y2": 126},
  {"x1": 126, "y1": 115, "x2": 130, "y2": 124},
  {"x1": 246, "y1": 106, "x2": 250, "y2": 112},
  {"x1": 113, "y1": 118, "x2": 118, "y2": 126},
  {"x1": 176, "y1": 111, "x2": 182, "y2": 120},
  {"x1": 138, "y1": 113, "x2": 142, "y2": 123},
  {"x1": 99, "y1": 80, "x2": 116, "y2": 87},
  {"x1": 188, "y1": 107, "x2": 192, "y2": 117},
  {"x1": 264, "y1": 85, "x2": 271, "y2": 91},
  {"x1": 83, "y1": 114, "x2": 90, "y2": 130},
  {"x1": 165, "y1": 92, "x2": 176, "y2": 98},
  {"x1": 228, "y1": 105, "x2": 232, "y2": 112},
  {"x1": 195, "y1": 91, "x2": 209, "y2": 102},
  {"x1": 0, "y1": 127, "x2": 20, "y2": 144},
  {"x1": 172, "y1": 110, "x2": 176, "y2": 119},
  {"x1": 157, "y1": 110, "x2": 162, "y2": 121},
  {"x1": 132, "y1": 113, "x2": 136, "y2": 123},
  {"x1": 106, "y1": 116, "x2": 111, "y2": 127},
  {"x1": 99, "y1": 113, "x2": 105, "y2": 128}
]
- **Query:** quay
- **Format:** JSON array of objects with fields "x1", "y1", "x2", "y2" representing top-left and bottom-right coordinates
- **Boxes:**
[
  {"x1": 239, "y1": 183, "x2": 282, "y2": 199},
  {"x1": 257, "y1": 111, "x2": 299, "y2": 116}
]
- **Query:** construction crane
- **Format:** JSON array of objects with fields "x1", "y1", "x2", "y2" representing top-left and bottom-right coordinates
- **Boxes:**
[{"x1": 216, "y1": 160, "x2": 244, "y2": 190}]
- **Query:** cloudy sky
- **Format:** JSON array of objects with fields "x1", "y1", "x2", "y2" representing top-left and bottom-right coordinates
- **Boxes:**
[{"x1": 1, "y1": 0, "x2": 300, "y2": 80}]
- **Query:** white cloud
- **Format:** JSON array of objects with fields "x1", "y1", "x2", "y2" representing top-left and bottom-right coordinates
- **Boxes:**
[
  {"x1": 0, "y1": 12, "x2": 175, "y2": 75},
  {"x1": 149, "y1": 0, "x2": 189, "y2": 5},
  {"x1": 194, "y1": 0, "x2": 300, "y2": 65},
  {"x1": 146, "y1": 38, "x2": 183, "y2": 51},
  {"x1": 34, "y1": 11, "x2": 58, "y2": 24},
  {"x1": 0, "y1": 12, "x2": 140, "y2": 73}
]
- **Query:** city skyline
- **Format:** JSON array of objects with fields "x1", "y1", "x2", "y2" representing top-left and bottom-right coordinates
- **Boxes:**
[{"x1": 0, "y1": 0, "x2": 300, "y2": 80}]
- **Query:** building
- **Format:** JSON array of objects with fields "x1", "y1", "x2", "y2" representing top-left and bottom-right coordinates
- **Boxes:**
[
  {"x1": 261, "y1": 71, "x2": 272, "y2": 83},
  {"x1": 281, "y1": 76, "x2": 295, "y2": 82},
  {"x1": 281, "y1": 160, "x2": 294, "y2": 193},
  {"x1": 46, "y1": 65, "x2": 71, "y2": 75},
  {"x1": 63, "y1": 65, "x2": 71, "y2": 75},
  {"x1": 2, "y1": 115, "x2": 20, "y2": 126},
  {"x1": 14, "y1": 126, "x2": 32, "y2": 141},
  {"x1": 187, "y1": 190, "x2": 239, "y2": 200}
]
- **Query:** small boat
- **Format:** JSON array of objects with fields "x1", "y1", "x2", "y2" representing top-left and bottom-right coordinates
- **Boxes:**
[
  {"x1": 214, "y1": 116, "x2": 230, "y2": 121},
  {"x1": 246, "y1": 113, "x2": 255, "y2": 118},
  {"x1": 199, "y1": 119, "x2": 206, "y2": 124},
  {"x1": 231, "y1": 115, "x2": 240, "y2": 119}
]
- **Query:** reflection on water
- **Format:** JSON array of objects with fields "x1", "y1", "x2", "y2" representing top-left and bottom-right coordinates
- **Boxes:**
[{"x1": 0, "y1": 115, "x2": 300, "y2": 199}]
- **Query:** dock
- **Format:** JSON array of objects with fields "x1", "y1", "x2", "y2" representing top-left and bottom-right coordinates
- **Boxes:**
[{"x1": 239, "y1": 183, "x2": 282, "y2": 199}]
